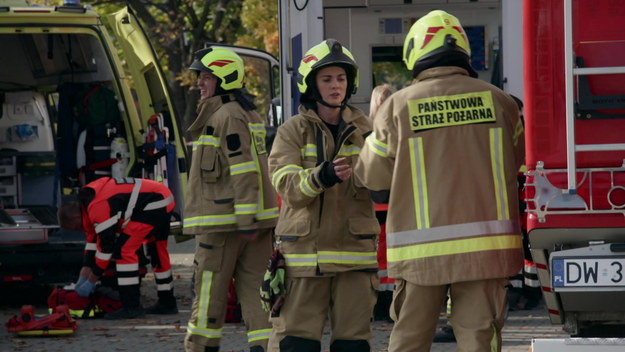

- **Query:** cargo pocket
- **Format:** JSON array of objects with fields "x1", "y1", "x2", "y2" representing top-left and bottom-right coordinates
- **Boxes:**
[
  {"x1": 196, "y1": 234, "x2": 227, "y2": 272},
  {"x1": 200, "y1": 148, "x2": 220, "y2": 200},
  {"x1": 348, "y1": 217, "x2": 380, "y2": 240},
  {"x1": 390, "y1": 279, "x2": 405, "y2": 322},
  {"x1": 275, "y1": 219, "x2": 311, "y2": 242}
]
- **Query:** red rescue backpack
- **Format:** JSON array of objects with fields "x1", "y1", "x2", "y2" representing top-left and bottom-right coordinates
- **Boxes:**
[{"x1": 47, "y1": 286, "x2": 122, "y2": 318}]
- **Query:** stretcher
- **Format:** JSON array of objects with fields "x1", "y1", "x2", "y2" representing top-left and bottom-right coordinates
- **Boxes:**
[{"x1": 6, "y1": 305, "x2": 78, "y2": 336}]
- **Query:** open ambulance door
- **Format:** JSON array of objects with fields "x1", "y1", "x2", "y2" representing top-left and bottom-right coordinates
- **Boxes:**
[
  {"x1": 102, "y1": 7, "x2": 188, "y2": 226},
  {"x1": 205, "y1": 43, "x2": 281, "y2": 150}
]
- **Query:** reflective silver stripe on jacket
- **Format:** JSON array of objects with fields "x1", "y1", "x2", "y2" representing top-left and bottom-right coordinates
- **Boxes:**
[
  {"x1": 95, "y1": 212, "x2": 121, "y2": 234},
  {"x1": 144, "y1": 194, "x2": 174, "y2": 211},
  {"x1": 387, "y1": 219, "x2": 520, "y2": 247},
  {"x1": 122, "y1": 179, "x2": 142, "y2": 229}
]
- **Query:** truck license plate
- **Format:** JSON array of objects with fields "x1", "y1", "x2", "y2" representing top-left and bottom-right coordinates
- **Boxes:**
[{"x1": 552, "y1": 258, "x2": 625, "y2": 288}]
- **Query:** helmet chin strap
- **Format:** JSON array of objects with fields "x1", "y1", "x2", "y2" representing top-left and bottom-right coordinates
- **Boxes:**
[{"x1": 316, "y1": 98, "x2": 346, "y2": 109}]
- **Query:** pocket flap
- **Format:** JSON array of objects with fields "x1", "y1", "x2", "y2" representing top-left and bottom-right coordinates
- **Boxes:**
[
  {"x1": 200, "y1": 149, "x2": 218, "y2": 172},
  {"x1": 198, "y1": 233, "x2": 226, "y2": 249},
  {"x1": 348, "y1": 217, "x2": 380, "y2": 235},
  {"x1": 275, "y1": 219, "x2": 311, "y2": 237}
]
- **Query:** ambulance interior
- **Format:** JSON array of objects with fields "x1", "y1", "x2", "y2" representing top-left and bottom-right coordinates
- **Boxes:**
[{"x1": 0, "y1": 32, "x2": 129, "y2": 236}]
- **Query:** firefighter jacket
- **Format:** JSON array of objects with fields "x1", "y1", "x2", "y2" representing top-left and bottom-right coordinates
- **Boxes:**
[
  {"x1": 183, "y1": 93, "x2": 279, "y2": 235},
  {"x1": 354, "y1": 66, "x2": 526, "y2": 286},
  {"x1": 269, "y1": 105, "x2": 380, "y2": 277},
  {"x1": 81, "y1": 177, "x2": 175, "y2": 277}
]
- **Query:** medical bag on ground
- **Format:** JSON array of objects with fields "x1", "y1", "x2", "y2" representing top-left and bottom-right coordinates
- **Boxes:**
[{"x1": 47, "y1": 286, "x2": 122, "y2": 318}]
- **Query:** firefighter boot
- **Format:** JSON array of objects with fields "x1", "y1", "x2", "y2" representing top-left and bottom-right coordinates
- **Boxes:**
[
  {"x1": 104, "y1": 285, "x2": 145, "y2": 320},
  {"x1": 279, "y1": 336, "x2": 321, "y2": 352},
  {"x1": 146, "y1": 289, "x2": 178, "y2": 314},
  {"x1": 329, "y1": 339, "x2": 370, "y2": 352}
]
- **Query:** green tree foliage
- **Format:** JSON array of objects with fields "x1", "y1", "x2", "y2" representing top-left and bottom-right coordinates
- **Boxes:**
[{"x1": 27, "y1": 0, "x2": 278, "y2": 130}]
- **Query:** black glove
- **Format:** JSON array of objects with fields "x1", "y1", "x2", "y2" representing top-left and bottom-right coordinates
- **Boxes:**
[{"x1": 318, "y1": 161, "x2": 342, "y2": 188}]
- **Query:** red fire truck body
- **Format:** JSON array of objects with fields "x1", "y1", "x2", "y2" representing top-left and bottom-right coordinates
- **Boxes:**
[{"x1": 524, "y1": 0, "x2": 625, "y2": 336}]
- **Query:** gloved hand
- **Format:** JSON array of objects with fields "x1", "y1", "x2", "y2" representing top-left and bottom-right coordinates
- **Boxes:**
[
  {"x1": 318, "y1": 161, "x2": 342, "y2": 188},
  {"x1": 75, "y1": 279, "x2": 95, "y2": 297}
]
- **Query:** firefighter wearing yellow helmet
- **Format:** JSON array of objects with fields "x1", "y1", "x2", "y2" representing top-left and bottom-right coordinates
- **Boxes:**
[
  {"x1": 183, "y1": 45, "x2": 279, "y2": 352},
  {"x1": 267, "y1": 39, "x2": 379, "y2": 351},
  {"x1": 355, "y1": 10, "x2": 525, "y2": 352}
]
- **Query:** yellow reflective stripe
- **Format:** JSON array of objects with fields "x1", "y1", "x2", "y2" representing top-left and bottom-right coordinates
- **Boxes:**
[
  {"x1": 230, "y1": 161, "x2": 257, "y2": 175},
  {"x1": 409, "y1": 137, "x2": 430, "y2": 229},
  {"x1": 513, "y1": 118, "x2": 524, "y2": 147},
  {"x1": 387, "y1": 235, "x2": 521, "y2": 262},
  {"x1": 248, "y1": 328, "x2": 272, "y2": 342},
  {"x1": 337, "y1": 144, "x2": 361, "y2": 157},
  {"x1": 300, "y1": 144, "x2": 317, "y2": 157},
  {"x1": 197, "y1": 271, "x2": 213, "y2": 328},
  {"x1": 284, "y1": 253, "x2": 318, "y2": 267},
  {"x1": 257, "y1": 207, "x2": 280, "y2": 220},
  {"x1": 272, "y1": 164, "x2": 302, "y2": 188},
  {"x1": 366, "y1": 133, "x2": 388, "y2": 157},
  {"x1": 387, "y1": 219, "x2": 519, "y2": 247},
  {"x1": 407, "y1": 91, "x2": 496, "y2": 131},
  {"x1": 183, "y1": 214, "x2": 237, "y2": 227},
  {"x1": 235, "y1": 203, "x2": 259, "y2": 215},
  {"x1": 298, "y1": 169, "x2": 321, "y2": 197},
  {"x1": 196, "y1": 135, "x2": 221, "y2": 147},
  {"x1": 187, "y1": 322, "x2": 222, "y2": 339},
  {"x1": 490, "y1": 128, "x2": 509, "y2": 220},
  {"x1": 490, "y1": 324, "x2": 499, "y2": 352},
  {"x1": 318, "y1": 251, "x2": 378, "y2": 265}
]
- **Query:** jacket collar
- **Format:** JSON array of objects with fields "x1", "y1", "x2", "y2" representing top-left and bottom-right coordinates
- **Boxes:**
[
  {"x1": 187, "y1": 94, "x2": 232, "y2": 133},
  {"x1": 416, "y1": 66, "x2": 469, "y2": 82},
  {"x1": 298, "y1": 104, "x2": 362, "y2": 125}
]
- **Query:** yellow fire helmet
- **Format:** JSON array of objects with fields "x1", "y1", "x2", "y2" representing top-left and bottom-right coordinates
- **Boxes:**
[
  {"x1": 189, "y1": 46, "x2": 245, "y2": 91},
  {"x1": 297, "y1": 39, "x2": 359, "y2": 96},
  {"x1": 403, "y1": 10, "x2": 471, "y2": 71}
]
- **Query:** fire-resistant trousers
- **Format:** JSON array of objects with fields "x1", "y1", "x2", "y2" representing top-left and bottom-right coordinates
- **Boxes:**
[
  {"x1": 184, "y1": 228, "x2": 273, "y2": 352},
  {"x1": 267, "y1": 271, "x2": 378, "y2": 352},
  {"x1": 388, "y1": 278, "x2": 508, "y2": 352}
]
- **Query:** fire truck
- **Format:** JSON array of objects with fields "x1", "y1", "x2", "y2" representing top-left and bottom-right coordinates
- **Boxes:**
[{"x1": 524, "y1": 0, "x2": 625, "y2": 349}]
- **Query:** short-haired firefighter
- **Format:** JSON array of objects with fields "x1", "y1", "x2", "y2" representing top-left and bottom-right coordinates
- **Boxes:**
[
  {"x1": 58, "y1": 177, "x2": 177, "y2": 320},
  {"x1": 354, "y1": 10, "x2": 525, "y2": 352}
]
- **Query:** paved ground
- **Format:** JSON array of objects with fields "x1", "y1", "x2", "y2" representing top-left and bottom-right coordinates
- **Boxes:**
[{"x1": 0, "y1": 237, "x2": 568, "y2": 352}]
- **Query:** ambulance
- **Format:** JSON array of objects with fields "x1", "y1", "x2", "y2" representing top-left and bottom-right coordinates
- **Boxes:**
[{"x1": 0, "y1": 0, "x2": 188, "y2": 284}]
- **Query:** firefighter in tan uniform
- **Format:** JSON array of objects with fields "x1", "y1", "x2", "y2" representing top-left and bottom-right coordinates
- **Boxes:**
[
  {"x1": 267, "y1": 39, "x2": 380, "y2": 352},
  {"x1": 355, "y1": 11, "x2": 525, "y2": 352},
  {"x1": 183, "y1": 46, "x2": 279, "y2": 352}
]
